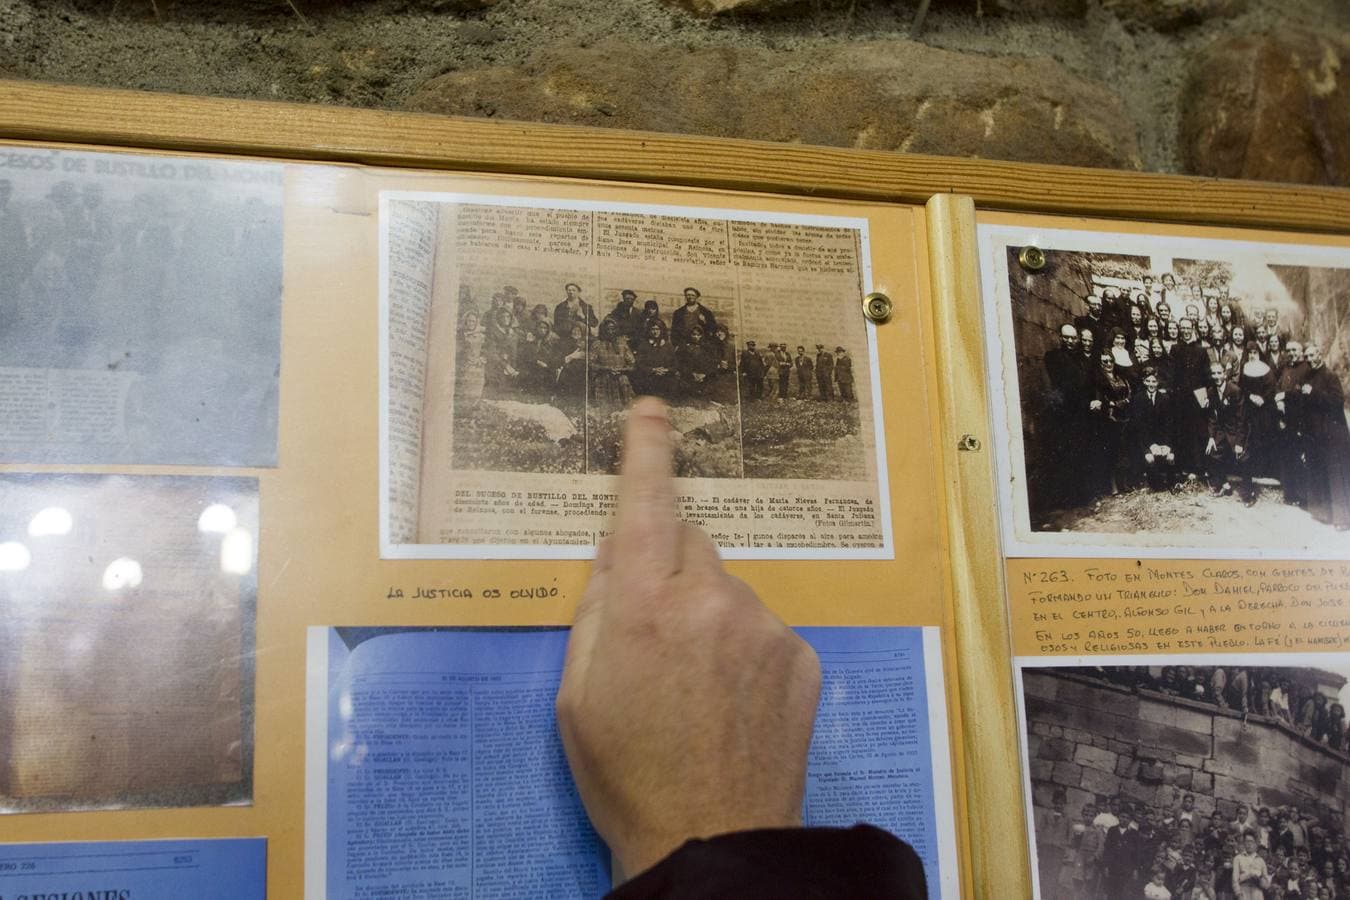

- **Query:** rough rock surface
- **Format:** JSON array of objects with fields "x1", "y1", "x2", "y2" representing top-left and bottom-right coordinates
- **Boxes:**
[
  {"x1": 661, "y1": 0, "x2": 1085, "y2": 18},
  {"x1": 937, "y1": 0, "x2": 1088, "y2": 17},
  {"x1": 1182, "y1": 29, "x2": 1350, "y2": 186},
  {"x1": 660, "y1": 0, "x2": 810, "y2": 17},
  {"x1": 668, "y1": 405, "x2": 725, "y2": 435},
  {"x1": 1101, "y1": 0, "x2": 1247, "y2": 31},
  {"x1": 479, "y1": 400, "x2": 576, "y2": 442},
  {"x1": 406, "y1": 40, "x2": 1142, "y2": 170}
]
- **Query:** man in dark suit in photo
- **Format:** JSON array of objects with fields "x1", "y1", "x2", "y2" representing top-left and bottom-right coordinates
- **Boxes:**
[
  {"x1": 1129, "y1": 366, "x2": 1176, "y2": 491},
  {"x1": 670, "y1": 287, "x2": 717, "y2": 350},
  {"x1": 1170, "y1": 318, "x2": 1213, "y2": 479},
  {"x1": 1203, "y1": 361, "x2": 1252, "y2": 503},
  {"x1": 815, "y1": 344, "x2": 834, "y2": 400},
  {"x1": 554, "y1": 281, "x2": 598, "y2": 338}
]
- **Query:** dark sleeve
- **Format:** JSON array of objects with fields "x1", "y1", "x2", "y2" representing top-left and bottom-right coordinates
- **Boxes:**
[{"x1": 606, "y1": 825, "x2": 927, "y2": 900}]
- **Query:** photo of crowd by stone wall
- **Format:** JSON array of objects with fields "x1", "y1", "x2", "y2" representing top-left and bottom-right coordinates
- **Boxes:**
[
  {"x1": 1023, "y1": 664, "x2": 1350, "y2": 900},
  {"x1": 1004, "y1": 246, "x2": 1350, "y2": 547}
]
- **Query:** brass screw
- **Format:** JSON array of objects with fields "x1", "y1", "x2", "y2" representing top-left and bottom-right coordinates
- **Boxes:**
[
  {"x1": 957, "y1": 434, "x2": 981, "y2": 452},
  {"x1": 863, "y1": 292, "x2": 893, "y2": 323},
  {"x1": 1018, "y1": 246, "x2": 1047, "y2": 272}
]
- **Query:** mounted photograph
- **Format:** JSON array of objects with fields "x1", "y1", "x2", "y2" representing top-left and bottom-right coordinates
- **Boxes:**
[
  {"x1": 980, "y1": 225, "x2": 1350, "y2": 558},
  {"x1": 380, "y1": 194, "x2": 890, "y2": 558},
  {"x1": 1018, "y1": 660, "x2": 1350, "y2": 900}
]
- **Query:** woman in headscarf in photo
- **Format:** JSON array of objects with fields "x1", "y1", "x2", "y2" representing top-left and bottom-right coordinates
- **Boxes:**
[
  {"x1": 676, "y1": 324, "x2": 719, "y2": 400},
  {"x1": 1125, "y1": 300, "x2": 1146, "y2": 345},
  {"x1": 455, "y1": 306, "x2": 486, "y2": 403},
  {"x1": 521, "y1": 318, "x2": 565, "y2": 401},
  {"x1": 482, "y1": 306, "x2": 518, "y2": 399},
  {"x1": 1164, "y1": 319, "x2": 1180, "y2": 353},
  {"x1": 638, "y1": 299, "x2": 665, "y2": 340},
  {"x1": 590, "y1": 317, "x2": 635, "y2": 410},
  {"x1": 634, "y1": 319, "x2": 676, "y2": 399},
  {"x1": 555, "y1": 320, "x2": 589, "y2": 410}
]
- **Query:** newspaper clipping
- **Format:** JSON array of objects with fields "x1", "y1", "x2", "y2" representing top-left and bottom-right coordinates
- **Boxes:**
[
  {"x1": 0, "y1": 147, "x2": 283, "y2": 467},
  {"x1": 380, "y1": 195, "x2": 889, "y2": 558}
]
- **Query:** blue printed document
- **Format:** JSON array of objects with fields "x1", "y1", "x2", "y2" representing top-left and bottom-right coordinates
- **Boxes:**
[
  {"x1": 0, "y1": 837, "x2": 265, "y2": 899},
  {"x1": 306, "y1": 626, "x2": 958, "y2": 899}
]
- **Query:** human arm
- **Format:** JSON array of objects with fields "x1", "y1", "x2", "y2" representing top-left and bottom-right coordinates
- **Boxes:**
[{"x1": 556, "y1": 398, "x2": 925, "y2": 896}]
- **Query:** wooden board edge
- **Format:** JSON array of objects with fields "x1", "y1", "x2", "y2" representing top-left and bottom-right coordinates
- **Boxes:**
[
  {"x1": 925, "y1": 193, "x2": 1032, "y2": 899},
  {"x1": 1, "y1": 79, "x2": 1348, "y2": 233}
]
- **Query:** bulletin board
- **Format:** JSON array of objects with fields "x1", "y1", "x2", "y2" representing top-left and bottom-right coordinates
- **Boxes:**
[{"x1": 1, "y1": 77, "x2": 1348, "y2": 899}]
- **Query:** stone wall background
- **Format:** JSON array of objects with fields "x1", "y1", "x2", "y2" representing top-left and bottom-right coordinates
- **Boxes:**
[
  {"x1": 1023, "y1": 670, "x2": 1350, "y2": 828},
  {"x1": 0, "y1": 0, "x2": 1346, "y2": 186}
]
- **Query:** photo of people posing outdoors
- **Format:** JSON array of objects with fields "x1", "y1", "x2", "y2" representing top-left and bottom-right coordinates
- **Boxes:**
[
  {"x1": 1023, "y1": 663, "x2": 1350, "y2": 900},
  {"x1": 451, "y1": 279, "x2": 867, "y2": 480},
  {"x1": 983, "y1": 229, "x2": 1350, "y2": 556}
]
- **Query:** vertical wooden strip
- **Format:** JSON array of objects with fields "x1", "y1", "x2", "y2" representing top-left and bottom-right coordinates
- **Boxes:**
[{"x1": 925, "y1": 194, "x2": 1030, "y2": 899}]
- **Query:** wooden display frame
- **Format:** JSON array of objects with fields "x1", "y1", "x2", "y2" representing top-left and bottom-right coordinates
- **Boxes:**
[{"x1": 2, "y1": 78, "x2": 1348, "y2": 900}]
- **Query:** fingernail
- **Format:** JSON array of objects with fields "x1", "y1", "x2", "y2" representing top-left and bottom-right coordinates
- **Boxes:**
[{"x1": 632, "y1": 396, "x2": 669, "y2": 423}]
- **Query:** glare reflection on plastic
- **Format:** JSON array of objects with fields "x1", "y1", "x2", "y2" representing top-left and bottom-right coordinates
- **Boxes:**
[
  {"x1": 101, "y1": 557, "x2": 144, "y2": 591},
  {"x1": 198, "y1": 503, "x2": 238, "y2": 534},
  {"x1": 28, "y1": 506, "x2": 73, "y2": 537},
  {"x1": 0, "y1": 541, "x2": 31, "y2": 572},
  {"x1": 220, "y1": 527, "x2": 254, "y2": 576}
]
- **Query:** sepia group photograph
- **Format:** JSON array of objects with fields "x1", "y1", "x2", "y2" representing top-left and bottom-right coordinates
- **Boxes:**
[
  {"x1": 450, "y1": 275, "x2": 869, "y2": 482},
  {"x1": 981, "y1": 226, "x2": 1350, "y2": 558},
  {"x1": 1019, "y1": 659, "x2": 1350, "y2": 900}
]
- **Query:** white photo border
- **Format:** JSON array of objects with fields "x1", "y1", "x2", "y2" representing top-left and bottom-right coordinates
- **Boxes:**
[
  {"x1": 379, "y1": 191, "x2": 892, "y2": 561},
  {"x1": 1012, "y1": 651, "x2": 1350, "y2": 900},
  {"x1": 978, "y1": 223, "x2": 1350, "y2": 560}
]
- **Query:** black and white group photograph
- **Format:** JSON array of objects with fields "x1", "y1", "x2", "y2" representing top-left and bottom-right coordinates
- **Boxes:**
[
  {"x1": 0, "y1": 148, "x2": 284, "y2": 468},
  {"x1": 1022, "y1": 662, "x2": 1350, "y2": 900},
  {"x1": 450, "y1": 276, "x2": 870, "y2": 481},
  {"x1": 984, "y1": 228, "x2": 1350, "y2": 555}
]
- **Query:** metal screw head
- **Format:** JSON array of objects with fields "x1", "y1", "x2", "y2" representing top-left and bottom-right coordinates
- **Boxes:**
[
  {"x1": 863, "y1": 292, "x2": 893, "y2": 323},
  {"x1": 957, "y1": 434, "x2": 981, "y2": 452},
  {"x1": 1018, "y1": 246, "x2": 1047, "y2": 272}
]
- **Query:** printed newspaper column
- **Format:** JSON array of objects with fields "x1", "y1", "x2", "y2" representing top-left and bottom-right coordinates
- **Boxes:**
[
  {"x1": 383, "y1": 199, "x2": 440, "y2": 544},
  {"x1": 380, "y1": 195, "x2": 890, "y2": 559}
]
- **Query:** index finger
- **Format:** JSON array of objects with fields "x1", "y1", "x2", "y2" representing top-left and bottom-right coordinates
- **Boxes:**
[{"x1": 613, "y1": 396, "x2": 679, "y2": 576}]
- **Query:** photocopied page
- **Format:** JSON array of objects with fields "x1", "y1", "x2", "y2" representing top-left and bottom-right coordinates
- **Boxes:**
[
  {"x1": 305, "y1": 626, "x2": 959, "y2": 900},
  {"x1": 799, "y1": 626, "x2": 960, "y2": 899},
  {"x1": 308, "y1": 627, "x2": 608, "y2": 900},
  {"x1": 380, "y1": 194, "x2": 891, "y2": 560},
  {"x1": 0, "y1": 147, "x2": 284, "y2": 467},
  {"x1": 0, "y1": 837, "x2": 266, "y2": 900},
  {"x1": 0, "y1": 473, "x2": 257, "y2": 814}
]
